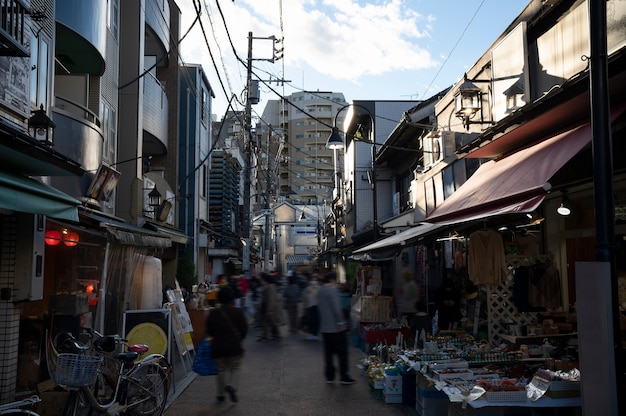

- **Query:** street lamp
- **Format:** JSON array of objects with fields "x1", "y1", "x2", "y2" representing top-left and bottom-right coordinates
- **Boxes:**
[{"x1": 325, "y1": 103, "x2": 379, "y2": 247}]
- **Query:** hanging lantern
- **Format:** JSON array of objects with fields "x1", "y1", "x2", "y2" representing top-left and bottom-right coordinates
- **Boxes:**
[
  {"x1": 45, "y1": 230, "x2": 62, "y2": 246},
  {"x1": 63, "y1": 231, "x2": 80, "y2": 247}
]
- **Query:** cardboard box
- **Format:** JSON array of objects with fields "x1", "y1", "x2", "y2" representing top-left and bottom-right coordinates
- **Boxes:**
[
  {"x1": 383, "y1": 391, "x2": 402, "y2": 403},
  {"x1": 384, "y1": 374, "x2": 403, "y2": 394}
]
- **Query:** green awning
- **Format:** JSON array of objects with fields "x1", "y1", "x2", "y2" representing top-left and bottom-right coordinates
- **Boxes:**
[{"x1": 0, "y1": 170, "x2": 80, "y2": 221}]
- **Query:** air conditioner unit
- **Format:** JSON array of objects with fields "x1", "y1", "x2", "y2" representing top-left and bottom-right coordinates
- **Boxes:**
[
  {"x1": 422, "y1": 131, "x2": 456, "y2": 167},
  {"x1": 14, "y1": 213, "x2": 45, "y2": 301}
]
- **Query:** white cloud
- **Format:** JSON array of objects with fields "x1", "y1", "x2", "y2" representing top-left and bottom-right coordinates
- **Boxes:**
[{"x1": 179, "y1": 0, "x2": 437, "y2": 84}]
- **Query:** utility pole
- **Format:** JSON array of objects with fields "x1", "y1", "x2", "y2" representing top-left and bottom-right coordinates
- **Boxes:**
[
  {"x1": 242, "y1": 32, "x2": 253, "y2": 273},
  {"x1": 242, "y1": 32, "x2": 284, "y2": 273}
]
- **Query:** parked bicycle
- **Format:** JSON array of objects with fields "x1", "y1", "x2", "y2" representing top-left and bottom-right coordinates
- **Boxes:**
[
  {"x1": 47, "y1": 329, "x2": 171, "y2": 416},
  {"x1": 0, "y1": 396, "x2": 41, "y2": 416}
]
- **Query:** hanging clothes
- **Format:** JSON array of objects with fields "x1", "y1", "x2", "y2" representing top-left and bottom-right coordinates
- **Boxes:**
[{"x1": 468, "y1": 229, "x2": 507, "y2": 286}]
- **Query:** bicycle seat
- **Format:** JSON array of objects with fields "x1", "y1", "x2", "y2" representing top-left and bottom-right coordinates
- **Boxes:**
[
  {"x1": 128, "y1": 344, "x2": 149, "y2": 354},
  {"x1": 115, "y1": 351, "x2": 139, "y2": 363}
]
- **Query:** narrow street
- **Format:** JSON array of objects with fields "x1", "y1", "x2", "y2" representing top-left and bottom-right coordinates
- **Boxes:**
[{"x1": 164, "y1": 327, "x2": 412, "y2": 416}]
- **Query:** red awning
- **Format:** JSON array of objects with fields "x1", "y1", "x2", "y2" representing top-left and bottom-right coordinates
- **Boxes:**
[{"x1": 425, "y1": 123, "x2": 592, "y2": 225}]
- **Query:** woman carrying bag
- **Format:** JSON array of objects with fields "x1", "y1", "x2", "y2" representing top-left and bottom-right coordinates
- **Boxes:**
[{"x1": 206, "y1": 286, "x2": 249, "y2": 403}]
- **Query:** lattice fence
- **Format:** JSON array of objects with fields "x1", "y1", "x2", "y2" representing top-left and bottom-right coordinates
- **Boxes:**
[{"x1": 487, "y1": 255, "x2": 553, "y2": 343}]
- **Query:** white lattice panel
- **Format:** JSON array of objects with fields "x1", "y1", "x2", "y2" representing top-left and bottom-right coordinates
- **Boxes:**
[{"x1": 487, "y1": 257, "x2": 548, "y2": 342}]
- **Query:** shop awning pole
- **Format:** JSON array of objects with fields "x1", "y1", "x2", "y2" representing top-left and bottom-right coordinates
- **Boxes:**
[{"x1": 96, "y1": 242, "x2": 110, "y2": 334}]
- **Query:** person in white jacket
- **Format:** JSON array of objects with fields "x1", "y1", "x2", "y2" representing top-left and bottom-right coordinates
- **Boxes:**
[{"x1": 317, "y1": 272, "x2": 355, "y2": 385}]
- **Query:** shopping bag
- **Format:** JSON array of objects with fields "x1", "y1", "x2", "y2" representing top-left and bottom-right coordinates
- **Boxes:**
[{"x1": 192, "y1": 338, "x2": 218, "y2": 376}]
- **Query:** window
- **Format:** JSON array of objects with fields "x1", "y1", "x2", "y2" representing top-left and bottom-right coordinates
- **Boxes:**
[
  {"x1": 201, "y1": 88, "x2": 208, "y2": 124},
  {"x1": 108, "y1": 0, "x2": 120, "y2": 40},
  {"x1": 30, "y1": 35, "x2": 50, "y2": 111},
  {"x1": 100, "y1": 103, "x2": 117, "y2": 164}
]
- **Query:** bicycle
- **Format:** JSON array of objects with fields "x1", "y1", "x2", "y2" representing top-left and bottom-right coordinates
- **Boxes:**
[
  {"x1": 47, "y1": 329, "x2": 171, "y2": 416},
  {"x1": 0, "y1": 396, "x2": 41, "y2": 415}
]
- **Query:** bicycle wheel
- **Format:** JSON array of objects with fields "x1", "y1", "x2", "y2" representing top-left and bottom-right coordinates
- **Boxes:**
[
  {"x1": 63, "y1": 390, "x2": 95, "y2": 416},
  {"x1": 124, "y1": 362, "x2": 169, "y2": 416},
  {"x1": 0, "y1": 410, "x2": 40, "y2": 416}
]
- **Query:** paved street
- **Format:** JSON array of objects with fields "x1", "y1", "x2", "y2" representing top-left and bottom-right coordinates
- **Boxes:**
[{"x1": 164, "y1": 326, "x2": 412, "y2": 416}]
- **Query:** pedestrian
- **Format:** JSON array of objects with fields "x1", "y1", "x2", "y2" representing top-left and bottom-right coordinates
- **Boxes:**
[
  {"x1": 258, "y1": 272, "x2": 284, "y2": 342},
  {"x1": 302, "y1": 274, "x2": 320, "y2": 340},
  {"x1": 283, "y1": 273, "x2": 302, "y2": 332},
  {"x1": 317, "y1": 272, "x2": 356, "y2": 385},
  {"x1": 205, "y1": 286, "x2": 249, "y2": 404},
  {"x1": 409, "y1": 301, "x2": 432, "y2": 339},
  {"x1": 396, "y1": 269, "x2": 419, "y2": 322}
]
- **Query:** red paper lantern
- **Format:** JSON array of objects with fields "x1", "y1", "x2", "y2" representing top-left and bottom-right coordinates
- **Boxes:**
[
  {"x1": 63, "y1": 231, "x2": 79, "y2": 247},
  {"x1": 45, "y1": 230, "x2": 62, "y2": 246}
]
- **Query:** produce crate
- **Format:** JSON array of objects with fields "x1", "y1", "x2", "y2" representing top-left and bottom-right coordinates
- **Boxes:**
[
  {"x1": 383, "y1": 392, "x2": 402, "y2": 404},
  {"x1": 485, "y1": 390, "x2": 527, "y2": 402}
]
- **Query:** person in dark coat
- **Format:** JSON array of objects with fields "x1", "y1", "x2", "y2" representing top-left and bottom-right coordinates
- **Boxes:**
[
  {"x1": 206, "y1": 286, "x2": 249, "y2": 403},
  {"x1": 436, "y1": 278, "x2": 462, "y2": 332}
]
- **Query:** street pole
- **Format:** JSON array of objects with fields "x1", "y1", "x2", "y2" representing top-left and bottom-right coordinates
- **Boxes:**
[{"x1": 242, "y1": 32, "x2": 253, "y2": 273}]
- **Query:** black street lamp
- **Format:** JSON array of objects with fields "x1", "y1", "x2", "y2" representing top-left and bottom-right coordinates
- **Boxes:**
[{"x1": 325, "y1": 103, "x2": 379, "y2": 247}]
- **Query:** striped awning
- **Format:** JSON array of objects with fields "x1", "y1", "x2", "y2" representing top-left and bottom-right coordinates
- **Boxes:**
[{"x1": 286, "y1": 255, "x2": 311, "y2": 265}]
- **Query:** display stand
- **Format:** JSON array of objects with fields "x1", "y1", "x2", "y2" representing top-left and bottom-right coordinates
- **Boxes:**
[{"x1": 166, "y1": 289, "x2": 195, "y2": 376}]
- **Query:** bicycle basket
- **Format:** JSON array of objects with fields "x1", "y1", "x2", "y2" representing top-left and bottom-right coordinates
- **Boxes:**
[{"x1": 51, "y1": 353, "x2": 103, "y2": 387}]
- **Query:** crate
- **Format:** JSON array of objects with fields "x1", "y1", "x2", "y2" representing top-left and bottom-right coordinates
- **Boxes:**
[
  {"x1": 383, "y1": 374, "x2": 403, "y2": 394},
  {"x1": 433, "y1": 369, "x2": 473, "y2": 381},
  {"x1": 401, "y1": 373, "x2": 416, "y2": 407},
  {"x1": 485, "y1": 390, "x2": 527, "y2": 402},
  {"x1": 383, "y1": 392, "x2": 403, "y2": 403},
  {"x1": 415, "y1": 390, "x2": 448, "y2": 416},
  {"x1": 545, "y1": 380, "x2": 581, "y2": 398}
]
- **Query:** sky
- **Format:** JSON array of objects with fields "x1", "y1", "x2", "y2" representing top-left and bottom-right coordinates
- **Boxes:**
[{"x1": 177, "y1": 0, "x2": 530, "y2": 121}]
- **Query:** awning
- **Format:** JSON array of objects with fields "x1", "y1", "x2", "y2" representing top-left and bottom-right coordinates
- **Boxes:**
[
  {"x1": 226, "y1": 257, "x2": 242, "y2": 266},
  {"x1": 81, "y1": 211, "x2": 172, "y2": 248},
  {"x1": 425, "y1": 122, "x2": 593, "y2": 225},
  {"x1": 0, "y1": 170, "x2": 80, "y2": 221},
  {"x1": 353, "y1": 223, "x2": 443, "y2": 254},
  {"x1": 286, "y1": 255, "x2": 311, "y2": 265},
  {"x1": 145, "y1": 223, "x2": 191, "y2": 244}
]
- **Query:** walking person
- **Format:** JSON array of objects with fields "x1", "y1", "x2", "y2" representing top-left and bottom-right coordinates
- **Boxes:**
[
  {"x1": 302, "y1": 274, "x2": 320, "y2": 340},
  {"x1": 205, "y1": 286, "x2": 249, "y2": 403},
  {"x1": 258, "y1": 272, "x2": 284, "y2": 342},
  {"x1": 317, "y1": 272, "x2": 356, "y2": 385},
  {"x1": 283, "y1": 273, "x2": 302, "y2": 333}
]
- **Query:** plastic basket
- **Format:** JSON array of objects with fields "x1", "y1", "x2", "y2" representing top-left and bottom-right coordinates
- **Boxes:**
[
  {"x1": 485, "y1": 390, "x2": 527, "y2": 402},
  {"x1": 51, "y1": 353, "x2": 103, "y2": 388}
]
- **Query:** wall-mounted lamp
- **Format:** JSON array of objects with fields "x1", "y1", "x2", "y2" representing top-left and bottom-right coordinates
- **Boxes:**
[
  {"x1": 28, "y1": 104, "x2": 56, "y2": 146},
  {"x1": 557, "y1": 191, "x2": 571, "y2": 216},
  {"x1": 454, "y1": 73, "x2": 491, "y2": 131}
]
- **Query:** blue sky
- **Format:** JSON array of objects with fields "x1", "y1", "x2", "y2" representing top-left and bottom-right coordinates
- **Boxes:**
[{"x1": 178, "y1": 0, "x2": 530, "y2": 120}]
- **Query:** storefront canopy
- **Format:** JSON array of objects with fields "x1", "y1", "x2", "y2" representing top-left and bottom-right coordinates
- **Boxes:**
[
  {"x1": 425, "y1": 122, "x2": 593, "y2": 225},
  {"x1": 82, "y1": 211, "x2": 172, "y2": 248},
  {"x1": 0, "y1": 170, "x2": 80, "y2": 221},
  {"x1": 352, "y1": 223, "x2": 443, "y2": 255}
]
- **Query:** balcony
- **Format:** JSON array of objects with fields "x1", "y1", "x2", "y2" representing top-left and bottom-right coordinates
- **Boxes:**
[
  {"x1": 55, "y1": 0, "x2": 107, "y2": 75},
  {"x1": 49, "y1": 99, "x2": 103, "y2": 198},
  {"x1": 145, "y1": 0, "x2": 170, "y2": 54},
  {"x1": 0, "y1": 0, "x2": 28, "y2": 57},
  {"x1": 143, "y1": 72, "x2": 168, "y2": 154}
]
